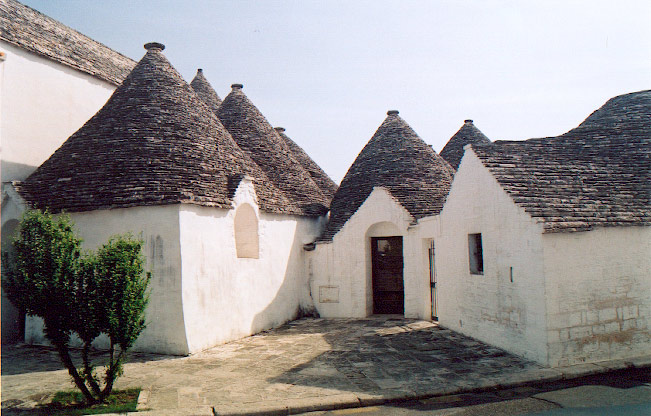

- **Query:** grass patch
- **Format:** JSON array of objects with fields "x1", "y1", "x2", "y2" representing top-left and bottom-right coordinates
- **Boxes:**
[{"x1": 35, "y1": 388, "x2": 140, "y2": 415}]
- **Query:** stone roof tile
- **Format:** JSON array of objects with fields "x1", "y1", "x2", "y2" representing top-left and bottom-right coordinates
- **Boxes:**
[
  {"x1": 16, "y1": 43, "x2": 301, "y2": 215},
  {"x1": 0, "y1": 0, "x2": 135, "y2": 85},
  {"x1": 274, "y1": 127, "x2": 338, "y2": 200},
  {"x1": 319, "y1": 111, "x2": 454, "y2": 242},
  {"x1": 472, "y1": 90, "x2": 651, "y2": 233},
  {"x1": 190, "y1": 68, "x2": 222, "y2": 114},
  {"x1": 440, "y1": 119, "x2": 491, "y2": 170},
  {"x1": 216, "y1": 85, "x2": 330, "y2": 216}
]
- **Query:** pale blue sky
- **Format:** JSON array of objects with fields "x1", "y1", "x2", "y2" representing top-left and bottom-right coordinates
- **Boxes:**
[{"x1": 21, "y1": 0, "x2": 651, "y2": 182}]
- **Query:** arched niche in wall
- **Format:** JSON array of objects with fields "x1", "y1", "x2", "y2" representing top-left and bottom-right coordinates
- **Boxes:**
[{"x1": 234, "y1": 203, "x2": 259, "y2": 259}]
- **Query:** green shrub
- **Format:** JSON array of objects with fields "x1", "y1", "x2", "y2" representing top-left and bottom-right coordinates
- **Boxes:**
[{"x1": 2, "y1": 210, "x2": 151, "y2": 404}]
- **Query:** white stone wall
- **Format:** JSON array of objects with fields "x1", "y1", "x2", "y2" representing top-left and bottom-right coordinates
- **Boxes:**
[
  {"x1": 309, "y1": 187, "x2": 434, "y2": 319},
  {"x1": 543, "y1": 226, "x2": 651, "y2": 366},
  {"x1": 409, "y1": 216, "x2": 441, "y2": 320},
  {"x1": 436, "y1": 150, "x2": 549, "y2": 364},
  {"x1": 1, "y1": 185, "x2": 30, "y2": 343},
  {"x1": 23, "y1": 205, "x2": 188, "y2": 355},
  {"x1": 178, "y1": 180, "x2": 323, "y2": 353},
  {"x1": 0, "y1": 41, "x2": 116, "y2": 182}
]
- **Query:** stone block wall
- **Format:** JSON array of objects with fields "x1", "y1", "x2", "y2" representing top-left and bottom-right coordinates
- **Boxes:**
[{"x1": 543, "y1": 226, "x2": 650, "y2": 366}]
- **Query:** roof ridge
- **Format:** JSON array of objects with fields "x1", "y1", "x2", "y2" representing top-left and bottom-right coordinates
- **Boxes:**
[
  {"x1": 0, "y1": 0, "x2": 135, "y2": 85},
  {"x1": 471, "y1": 90, "x2": 651, "y2": 232}
]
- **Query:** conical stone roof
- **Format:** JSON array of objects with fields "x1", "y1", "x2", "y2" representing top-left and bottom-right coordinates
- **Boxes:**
[
  {"x1": 17, "y1": 43, "x2": 300, "y2": 215},
  {"x1": 439, "y1": 119, "x2": 491, "y2": 170},
  {"x1": 190, "y1": 68, "x2": 222, "y2": 114},
  {"x1": 319, "y1": 111, "x2": 455, "y2": 242},
  {"x1": 274, "y1": 127, "x2": 338, "y2": 200},
  {"x1": 216, "y1": 85, "x2": 330, "y2": 216}
]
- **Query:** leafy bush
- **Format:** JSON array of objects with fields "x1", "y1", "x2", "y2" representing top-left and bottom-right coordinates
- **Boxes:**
[{"x1": 2, "y1": 210, "x2": 151, "y2": 404}]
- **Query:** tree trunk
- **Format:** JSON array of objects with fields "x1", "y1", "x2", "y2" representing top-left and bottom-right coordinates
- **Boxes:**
[
  {"x1": 82, "y1": 341, "x2": 102, "y2": 397},
  {"x1": 53, "y1": 341, "x2": 97, "y2": 404}
]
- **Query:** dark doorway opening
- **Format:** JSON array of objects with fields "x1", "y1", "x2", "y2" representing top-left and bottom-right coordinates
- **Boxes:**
[{"x1": 371, "y1": 236, "x2": 404, "y2": 314}]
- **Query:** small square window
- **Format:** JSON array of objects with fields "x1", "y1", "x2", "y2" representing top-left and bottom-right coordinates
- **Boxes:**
[{"x1": 468, "y1": 233, "x2": 483, "y2": 275}]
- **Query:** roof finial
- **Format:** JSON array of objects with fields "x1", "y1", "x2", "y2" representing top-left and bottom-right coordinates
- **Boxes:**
[
  {"x1": 464, "y1": 119, "x2": 473, "y2": 124},
  {"x1": 231, "y1": 83, "x2": 243, "y2": 90},
  {"x1": 144, "y1": 42, "x2": 165, "y2": 51},
  {"x1": 387, "y1": 110, "x2": 399, "y2": 116},
  {"x1": 197, "y1": 68, "x2": 203, "y2": 73},
  {"x1": 274, "y1": 127, "x2": 285, "y2": 132}
]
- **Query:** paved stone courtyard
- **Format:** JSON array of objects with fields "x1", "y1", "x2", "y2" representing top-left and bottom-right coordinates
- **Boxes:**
[{"x1": 2, "y1": 317, "x2": 559, "y2": 415}]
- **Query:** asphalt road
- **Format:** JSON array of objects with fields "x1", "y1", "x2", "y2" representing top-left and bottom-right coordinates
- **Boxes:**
[{"x1": 300, "y1": 368, "x2": 651, "y2": 416}]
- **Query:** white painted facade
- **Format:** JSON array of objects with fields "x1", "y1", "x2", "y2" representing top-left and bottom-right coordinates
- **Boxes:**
[
  {"x1": 309, "y1": 187, "x2": 437, "y2": 321},
  {"x1": 436, "y1": 150, "x2": 548, "y2": 364},
  {"x1": 436, "y1": 148, "x2": 650, "y2": 366},
  {"x1": 178, "y1": 179, "x2": 323, "y2": 353},
  {"x1": 0, "y1": 41, "x2": 116, "y2": 183},
  {"x1": 13, "y1": 179, "x2": 324, "y2": 355}
]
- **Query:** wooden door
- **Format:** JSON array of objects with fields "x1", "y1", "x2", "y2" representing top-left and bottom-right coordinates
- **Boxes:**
[{"x1": 371, "y1": 236, "x2": 404, "y2": 314}]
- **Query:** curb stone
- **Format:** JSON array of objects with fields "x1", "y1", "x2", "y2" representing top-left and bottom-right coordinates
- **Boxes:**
[
  {"x1": 136, "y1": 387, "x2": 151, "y2": 411},
  {"x1": 209, "y1": 360, "x2": 649, "y2": 416}
]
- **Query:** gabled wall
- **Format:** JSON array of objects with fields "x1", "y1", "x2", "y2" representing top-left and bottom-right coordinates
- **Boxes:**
[
  {"x1": 543, "y1": 226, "x2": 651, "y2": 366},
  {"x1": 0, "y1": 41, "x2": 116, "y2": 182},
  {"x1": 178, "y1": 179, "x2": 323, "y2": 353},
  {"x1": 309, "y1": 187, "x2": 434, "y2": 319},
  {"x1": 437, "y1": 149, "x2": 548, "y2": 364}
]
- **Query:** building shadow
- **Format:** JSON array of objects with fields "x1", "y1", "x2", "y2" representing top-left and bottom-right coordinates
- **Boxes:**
[
  {"x1": 1, "y1": 343, "x2": 175, "y2": 376},
  {"x1": 264, "y1": 317, "x2": 541, "y2": 396}
]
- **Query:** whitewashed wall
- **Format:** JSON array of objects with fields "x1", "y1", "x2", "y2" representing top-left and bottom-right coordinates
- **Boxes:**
[
  {"x1": 179, "y1": 180, "x2": 323, "y2": 353},
  {"x1": 1, "y1": 185, "x2": 27, "y2": 343},
  {"x1": 410, "y1": 216, "x2": 441, "y2": 320},
  {"x1": 23, "y1": 205, "x2": 188, "y2": 355},
  {"x1": 543, "y1": 226, "x2": 651, "y2": 366},
  {"x1": 309, "y1": 187, "x2": 434, "y2": 319},
  {"x1": 0, "y1": 41, "x2": 116, "y2": 182},
  {"x1": 437, "y1": 150, "x2": 549, "y2": 364}
]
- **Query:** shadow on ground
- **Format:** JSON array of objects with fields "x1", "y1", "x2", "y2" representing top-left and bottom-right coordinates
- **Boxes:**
[
  {"x1": 265, "y1": 317, "x2": 540, "y2": 396},
  {"x1": 1, "y1": 343, "x2": 174, "y2": 376}
]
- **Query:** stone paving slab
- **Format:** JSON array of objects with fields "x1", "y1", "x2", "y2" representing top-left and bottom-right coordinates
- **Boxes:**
[{"x1": 1, "y1": 317, "x2": 649, "y2": 416}]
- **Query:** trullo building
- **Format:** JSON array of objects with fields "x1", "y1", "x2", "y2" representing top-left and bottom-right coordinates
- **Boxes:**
[{"x1": 7, "y1": 43, "x2": 333, "y2": 355}]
